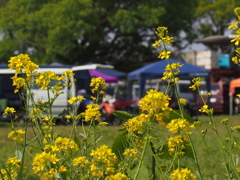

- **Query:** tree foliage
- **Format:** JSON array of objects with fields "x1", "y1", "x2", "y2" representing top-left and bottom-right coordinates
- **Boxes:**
[
  {"x1": 196, "y1": 0, "x2": 240, "y2": 37},
  {"x1": 0, "y1": 0, "x2": 198, "y2": 72}
]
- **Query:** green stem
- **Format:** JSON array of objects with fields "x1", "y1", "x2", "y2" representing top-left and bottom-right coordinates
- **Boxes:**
[
  {"x1": 188, "y1": 134, "x2": 203, "y2": 180},
  {"x1": 133, "y1": 136, "x2": 149, "y2": 180}
]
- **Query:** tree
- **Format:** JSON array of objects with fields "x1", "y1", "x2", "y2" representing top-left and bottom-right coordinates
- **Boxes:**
[
  {"x1": 0, "y1": 0, "x2": 198, "y2": 72},
  {"x1": 196, "y1": 0, "x2": 240, "y2": 37}
]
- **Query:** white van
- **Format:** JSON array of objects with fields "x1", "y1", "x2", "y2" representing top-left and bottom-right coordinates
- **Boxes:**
[{"x1": 0, "y1": 64, "x2": 113, "y2": 121}]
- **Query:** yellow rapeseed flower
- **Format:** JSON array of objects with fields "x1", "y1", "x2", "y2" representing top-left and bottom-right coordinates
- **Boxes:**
[
  {"x1": 155, "y1": 26, "x2": 168, "y2": 39},
  {"x1": 189, "y1": 77, "x2": 202, "y2": 91},
  {"x1": 158, "y1": 50, "x2": 171, "y2": 59},
  {"x1": 231, "y1": 35, "x2": 240, "y2": 45},
  {"x1": 170, "y1": 168, "x2": 196, "y2": 180},
  {"x1": 6, "y1": 157, "x2": 21, "y2": 169},
  {"x1": 3, "y1": 107, "x2": 16, "y2": 115},
  {"x1": 44, "y1": 137, "x2": 79, "y2": 154},
  {"x1": 105, "y1": 173, "x2": 130, "y2": 180},
  {"x1": 8, "y1": 54, "x2": 39, "y2": 76},
  {"x1": 162, "y1": 63, "x2": 183, "y2": 81},
  {"x1": 228, "y1": 21, "x2": 239, "y2": 29},
  {"x1": 8, "y1": 129, "x2": 25, "y2": 142},
  {"x1": 199, "y1": 105, "x2": 213, "y2": 114},
  {"x1": 179, "y1": 98, "x2": 187, "y2": 105},
  {"x1": 84, "y1": 104, "x2": 101, "y2": 122},
  {"x1": 90, "y1": 145, "x2": 117, "y2": 176},
  {"x1": 152, "y1": 39, "x2": 161, "y2": 47},
  {"x1": 90, "y1": 77, "x2": 106, "y2": 94},
  {"x1": 232, "y1": 56, "x2": 240, "y2": 64},
  {"x1": 32, "y1": 152, "x2": 60, "y2": 174},
  {"x1": 68, "y1": 96, "x2": 85, "y2": 104},
  {"x1": 166, "y1": 119, "x2": 195, "y2": 134},
  {"x1": 123, "y1": 148, "x2": 138, "y2": 160},
  {"x1": 124, "y1": 114, "x2": 149, "y2": 134},
  {"x1": 73, "y1": 156, "x2": 89, "y2": 167},
  {"x1": 138, "y1": 89, "x2": 171, "y2": 116},
  {"x1": 35, "y1": 71, "x2": 58, "y2": 90}
]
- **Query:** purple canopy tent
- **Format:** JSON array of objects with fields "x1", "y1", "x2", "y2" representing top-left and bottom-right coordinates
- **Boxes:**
[{"x1": 88, "y1": 69, "x2": 119, "y2": 83}]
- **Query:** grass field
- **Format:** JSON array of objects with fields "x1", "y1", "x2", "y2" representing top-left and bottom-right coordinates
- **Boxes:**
[{"x1": 0, "y1": 114, "x2": 240, "y2": 179}]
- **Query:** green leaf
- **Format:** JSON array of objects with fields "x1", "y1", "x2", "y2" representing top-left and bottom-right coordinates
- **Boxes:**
[
  {"x1": 74, "y1": 136, "x2": 81, "y2": 148},
  {"x1": 183, "y1": 144, "x2": 194, "y2": 160},
  {"x1": 113, "y1": 110, "x2": 134, "y2": 122},
  {"x1": 163, "y1": 110, "x2": 195, "y2": 123},
  {"x1": 111, "y1": 131, "x2": 129, "y2": 161},
  {"x1": 96, "y1": 135, "x2": 102, "y2": 143},
  {"x1": 58, "y1": 109, "x2": 68, "y2": 117},
  {"x1": 54, "y1": 173, "x2": 61, "y2": 179},
  {"x1": 62, "y1": 150, "x2": 79, "y2": 164},
  {"x1": 79, "y1": 133, "x2": 86, "y2": 138},
  {"x1": 129, "y1": 164, "x2": 149, "y2": 180},
  {"x1": 157, "y1": 144, "x2": 174, "y2": 160},
  {"x1": 15, "y1": 150, "x2": 23, "y2": 160},
  {"x1": 236, "y1": 154, "x2": 239, "y2": 166}
]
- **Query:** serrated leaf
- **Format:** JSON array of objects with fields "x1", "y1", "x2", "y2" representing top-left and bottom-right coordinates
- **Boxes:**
[
  {"x1": 129, "y1": 164, "x2": 149, "y2": 180},
  {"x1": 15, "y1": 150, "x2": 23, "y2": 160},
  {"x1": 112, "y1": 131, "x2": 129, "y2": 161},
  {"x1": 113, "y1": 110, "x2": 134, "y2": 122}
]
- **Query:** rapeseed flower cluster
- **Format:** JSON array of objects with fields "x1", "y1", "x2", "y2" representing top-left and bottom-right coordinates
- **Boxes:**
[
  {"x1": 32, "y1": 152, "x2": 60, "y2": 174},
  {"x1": 170, "y1": 168, "x2": 196, "y2": 180},
  {"x1": 228, "y1": 7, "x2": 240, "y2": 66},
  {"x1": 61, "y1": 69, "x2": 75, "y2": 87},
  {"x1": 90, "y1": 145, "x2": 118, "y2": 177},
  {"x1": 35, "y1": 71, "x2": 59, "y2": 90},
  {"x1": 0, "y1": 157, "x2": 21, "y2": 179},
  {"x1": 8, "y1": 54, "x2": 39, "y2": 93},
  {"x1": 8, "y1": 129, "x2": 25, "y2": 142},
  {"x1": 166, "y1": 118, "x2": 195, "y2": 134},
  {"x1": 167, "y1": 135, "x2": 189, "y2": 154},
  {"x1": 3, "y1": 107, "x2": 16, "y2": 115},
  {"x1": 68, "y1": 96, "x2": 85, "y2": 104},
  {"x1": 73, "y1": 156, "x2": 89, "y2": 167},
  {"x1": 199, "y1": 105, "x2": 214, "y2": 115},
  {"x1": 138, "y1": 89, "x2": 171, "y2": 125},
  {"x1": 105, "y1": 173, "x2": 130, "y2": 180},
  {"x1": 44, "y1": 137, "x2": 79, "y2": 155},
  {"x1": 124, "y1": 114, "x2": 149, "y2": 134},
  {"x1": 84, "y1": 104, "x2": 101, "y2": 122},
  {"x1": 189, "y1": 77, "x2": 202, "y2": 91},
  {"x1": 162, "y1": 63, "x2": 183, "y2": 82},
  {"x1": 90, "y1": 77, "x2": 106, "y2": 94}
]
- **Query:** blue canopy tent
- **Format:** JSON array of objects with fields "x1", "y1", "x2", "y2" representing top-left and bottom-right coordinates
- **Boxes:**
[{"x1": 127, "y1": 59, "x2": 210, "y2": 99}]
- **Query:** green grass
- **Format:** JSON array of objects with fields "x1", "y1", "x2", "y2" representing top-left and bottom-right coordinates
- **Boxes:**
[{"x1": 0, "y1": 115, "x2": 240, "y2": 179}]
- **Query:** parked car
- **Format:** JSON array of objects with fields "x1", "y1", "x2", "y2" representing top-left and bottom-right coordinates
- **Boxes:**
[{"x1": 196, "y1": 82, "x2": 229, "y2": 114}]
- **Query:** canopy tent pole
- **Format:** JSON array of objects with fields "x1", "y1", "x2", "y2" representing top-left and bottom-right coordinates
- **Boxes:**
[{"x1": 230, "y1": 95, "x2": 233, "y2": 115}]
